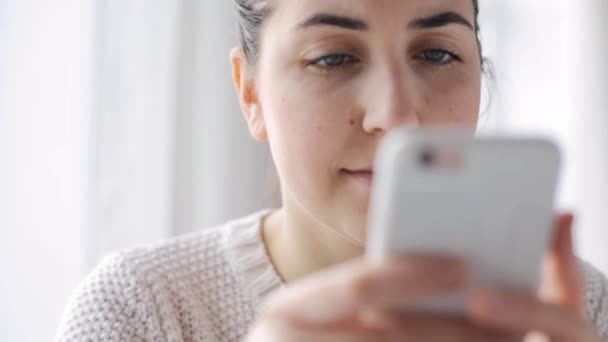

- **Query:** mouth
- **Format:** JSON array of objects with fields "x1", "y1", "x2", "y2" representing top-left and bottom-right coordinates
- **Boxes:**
[{"x1": 341, "y1": 168, "x2": 374, "y2": 186}]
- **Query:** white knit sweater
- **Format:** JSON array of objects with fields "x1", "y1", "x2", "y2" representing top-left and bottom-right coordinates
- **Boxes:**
[{"x1": 56, "y1": 210, "x2": 608, "y2": 342}]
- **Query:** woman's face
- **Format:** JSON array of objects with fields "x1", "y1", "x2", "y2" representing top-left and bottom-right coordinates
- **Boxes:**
[{"x1": 236, "y1": 0, "x2": 481, "y2": 241}]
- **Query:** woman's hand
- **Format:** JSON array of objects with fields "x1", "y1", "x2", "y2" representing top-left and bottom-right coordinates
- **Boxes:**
[
  {"x1": 246, "y1": 213, "x2": 600, "y2": 341},
  {"x1": 468, "y1": 213, "x2": 601, "y2": 341},
  {"x1": 246, "y1": 255, "x2": 515, "y2": 341}
]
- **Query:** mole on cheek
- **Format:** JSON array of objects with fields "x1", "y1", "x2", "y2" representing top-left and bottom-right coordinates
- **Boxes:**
[{"x1": 349, "y1": 107, "x2": 360, "y2": 126}]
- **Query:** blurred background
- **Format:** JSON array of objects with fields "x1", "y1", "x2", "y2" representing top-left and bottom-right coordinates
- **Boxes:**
[{"x1": 1, "y1": 0, "x2": 606, "y2": 341}]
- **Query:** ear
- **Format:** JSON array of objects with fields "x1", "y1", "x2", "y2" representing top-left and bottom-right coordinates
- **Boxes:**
[{"x1": 230, "y1": 47, "x2": 268, "y2": 141}]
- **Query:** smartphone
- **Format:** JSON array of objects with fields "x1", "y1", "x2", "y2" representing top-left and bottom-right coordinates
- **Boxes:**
[{"x1": 366, "y1": 128, "x2": 561, "y2": 314}]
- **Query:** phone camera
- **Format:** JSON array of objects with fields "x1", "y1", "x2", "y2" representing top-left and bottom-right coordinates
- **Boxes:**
[{"x1": 420, "y1": 149, "x2": 435, "y2": 167}]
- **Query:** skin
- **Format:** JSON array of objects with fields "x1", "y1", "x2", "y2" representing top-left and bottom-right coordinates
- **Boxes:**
[{"x1": 231, "y1": 0, "x2": 601, "y2": 340}]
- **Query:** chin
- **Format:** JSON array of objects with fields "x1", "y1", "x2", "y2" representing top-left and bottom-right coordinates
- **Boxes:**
[{"x1": 337, "y1": 208, "x2": 369, "y2": 243}]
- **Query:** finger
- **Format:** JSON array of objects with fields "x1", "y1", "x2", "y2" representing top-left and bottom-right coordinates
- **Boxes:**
[
  {"x1": 361, "y1": 308, "x2": 522, "y2": 342},
  {"x1": 541, "y1": 212, "x2": 585, "y2": 313},
  {"x1": 363, "y1": 256, "x2": 469, "y2": 309},
  {"x1": 315, "y1": 331, "x2": 391, "y2": 342},
  {"x1": 248, "y1": 320, "x2": 390, "y2": 342},
  {"x1": 469, "y1": 289, "x2": 594, "y2": 341},
  {"x1": 267, "y1": 310, "x2": 502, "y2": 342},
  {"x1": 285, "y1": 327, "x2": 390, "y2": 342},
  {"x1": 262, "y1": 256, "x2": 467, "y2": 326}
]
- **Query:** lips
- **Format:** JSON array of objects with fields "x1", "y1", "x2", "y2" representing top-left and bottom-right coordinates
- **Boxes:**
[
  {"x1": 344, "y1": 169, "x2": 373, "y2": 175},
  {"x1": 341, "y1": 168, "x2": 374, "y2": 185}
]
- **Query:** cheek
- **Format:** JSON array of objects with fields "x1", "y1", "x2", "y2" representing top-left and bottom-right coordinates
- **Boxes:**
[
  {"x1": 422, "y1": 69, "x2": 481, "y2": 125},
  {"x1": 437, "y1": 88, "x2": 479, "y2": 124},
  {"x1": 264, "y1": 73, "x2": 355, "y2": 155},
  {"x1": 261, "y1": 77, "x2": 356, "y2": 190}
]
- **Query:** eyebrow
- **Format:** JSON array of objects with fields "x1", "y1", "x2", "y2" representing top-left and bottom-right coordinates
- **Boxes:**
[
  {"x1": 409, "y1": 11, "x2": 474, "y2": 31},
  {"x1": 297, "y1": 11, "x2": 474, "y2": 32},
  {"x1": 297, "y1": 14, "x2": 368, "y2": 31}
]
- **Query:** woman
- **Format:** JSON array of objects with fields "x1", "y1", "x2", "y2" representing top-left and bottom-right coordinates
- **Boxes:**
[{"x1": 56, "y1": 0, "x2": 608, "y2": 341}]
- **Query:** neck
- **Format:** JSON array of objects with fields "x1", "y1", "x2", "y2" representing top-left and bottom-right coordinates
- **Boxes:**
[{"x1": 262, "y1": 199, "x2": 364, "y2": 283}]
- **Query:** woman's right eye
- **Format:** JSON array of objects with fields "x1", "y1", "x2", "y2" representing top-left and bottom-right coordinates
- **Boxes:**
[{"x1": 308, "y1": 54, "x2": 358, "y2": 70}]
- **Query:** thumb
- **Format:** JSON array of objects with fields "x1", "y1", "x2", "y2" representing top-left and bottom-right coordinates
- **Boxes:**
[
  {"x1": 540, "y1": 213, "x2": 585, "y2": 314},
  {"x1": 260, "y1": 259, "x2": 366, "y2": 326}
]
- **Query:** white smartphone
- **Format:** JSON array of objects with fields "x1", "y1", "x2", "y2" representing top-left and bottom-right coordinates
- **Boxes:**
[{"x1": 366, "y1": 128, "x2": 561, "y2": 314}]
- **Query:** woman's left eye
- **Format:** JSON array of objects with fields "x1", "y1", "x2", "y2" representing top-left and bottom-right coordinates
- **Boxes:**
[
  {"x1": 417, "y1": 49, "x2": 461, "y2": 65},
  {"x1": 308, "y1": 54, "x2": 358, "y2": 69}
]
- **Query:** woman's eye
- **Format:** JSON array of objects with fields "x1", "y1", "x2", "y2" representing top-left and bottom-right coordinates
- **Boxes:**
[
  {"x1": 309, "y1": 54, "x2": 357, "y2": 69},
  {"x1": 418, "y1": 49, "x2": 461, "y2": 65}
]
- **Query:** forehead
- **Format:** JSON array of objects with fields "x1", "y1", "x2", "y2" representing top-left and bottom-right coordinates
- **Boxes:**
[{"x1": 270, "y1": 0, "x2": 476, "y2": 29}]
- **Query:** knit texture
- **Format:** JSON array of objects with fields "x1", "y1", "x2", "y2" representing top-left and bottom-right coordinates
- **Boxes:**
[{"x1": 56, "y1": 210, "x2": 608, "y2": 341}]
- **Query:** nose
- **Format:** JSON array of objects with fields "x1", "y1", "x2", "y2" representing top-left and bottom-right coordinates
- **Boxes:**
[{"x1": 361, "y1": 63, "x2": 420, "y2": 135}]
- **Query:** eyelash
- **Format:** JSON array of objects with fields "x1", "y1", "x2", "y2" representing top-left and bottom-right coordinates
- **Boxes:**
[
  {"x1": 415, "y1": 49, "x2": 462, "y2": 65},
  {"x1": 307, "y1": 54, "x2": 359, "y2": 70},
  {"x1": 307, "y1": 48, "x2": 462, "y2": 71}
]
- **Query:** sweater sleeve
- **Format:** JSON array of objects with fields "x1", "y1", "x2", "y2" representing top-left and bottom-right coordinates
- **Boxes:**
[
  {"x1": 55, "y1": 252, "x2": 165, "y2": 342},
  {"x1": 582, "y1": 261, "x2": 608, "y2": 341}
]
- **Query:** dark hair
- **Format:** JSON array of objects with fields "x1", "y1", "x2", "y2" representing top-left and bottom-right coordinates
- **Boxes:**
[{"x1": 235, "y1": 0, "x2": 483, "y2": 66}]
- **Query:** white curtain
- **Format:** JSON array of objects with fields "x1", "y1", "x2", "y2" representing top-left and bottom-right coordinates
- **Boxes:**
[
  {"x1": 88, "y1": 0, "x2": 276, "y2": 268},
  {"x1": 573, "y1": 0, "x2": 608, "y2": 273},
  {"x1": 169, "y1": 0, "x2": 277, "y2": 237},
  {"x1": 87, "y1": 0, "x2": 183, "y2": 268},
  {"x1": 1, "y1": 1, "x2": 274, "y2": 341},
  {"x1": 0, "y1": 1, "x2": 94, "y2": 341},
  {"x1": 479, "y1": 0, "x2": 608, "y2": 272}
]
